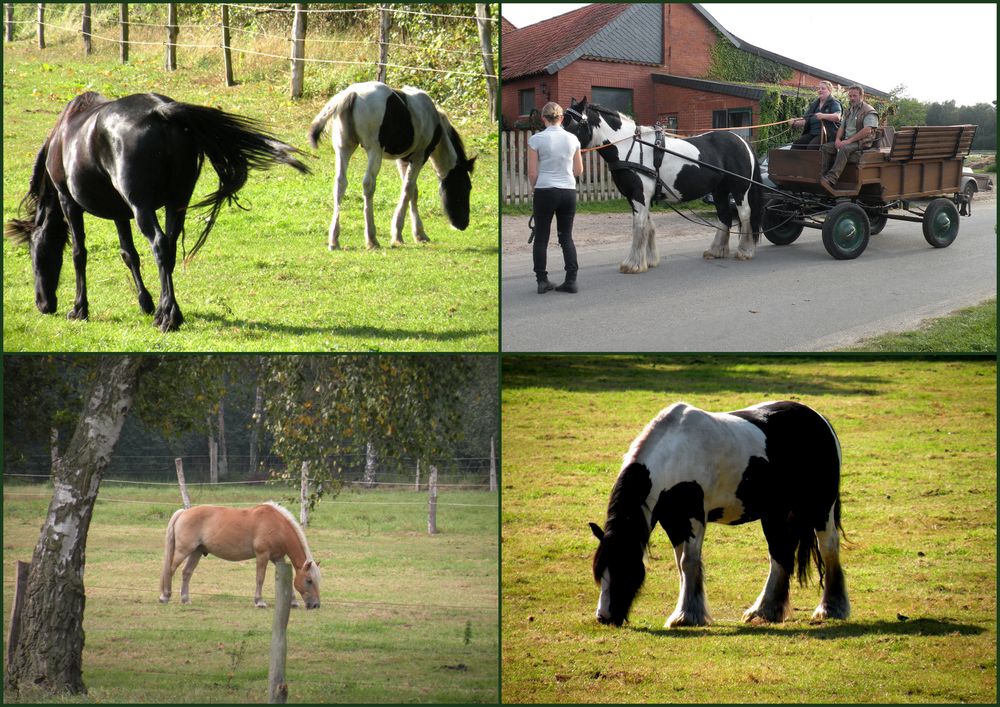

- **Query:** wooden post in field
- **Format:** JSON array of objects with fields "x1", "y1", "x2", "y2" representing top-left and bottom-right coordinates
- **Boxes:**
[
  {"x1": 289, "y1": 4, "x2": 306, "y2": 99},
  {"x1": 268, "y1": 562, "x2": 292, "y2": 704},
  {"x1": 299, "y1": 461, "x2": 309, "y2": 528},
  {"x1": 36, "y1": 3, "x2": 44, "y2": 49},
  {"x1": 221, "y1": 3, "x2": 234, "y2": 86},
  {"x1": 475, "y1": 4, "x2": 497, "y2": 121},
  {"x1": 5, "y1": 561, "x2": 30, "y2": 671},
  {"x1": 119, "y1": 3, "x2": 128, "y2": 63},
  {"x1": 489, "y1": 435, "x2": 497, "y2": 492},
  {"x1": 377, "y1": 4, "x2": 390, "y2": 83},
  {"x1": 165, "y1": 3, "x2": 178, "y2": 71},
  {"x1": 174, "y1": 458, "x2": 192, "y2": 509},
  {"x1": 427, "y1": 465, "x2": 439, "y2": 535},
  {"x1": 81, "y1": 3, "x2": 91, "y2": 56},
  {"x1": 5, "y1": 4, "x2": 13, "y2": 42}
]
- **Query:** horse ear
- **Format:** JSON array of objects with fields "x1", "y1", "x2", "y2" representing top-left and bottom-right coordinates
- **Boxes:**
[
  {"x1": 303, "y1": 560, "x2": 313, "y2": 571},
  {"x1": 467, "y1": 155, "x2": 477, "y2": 174},
  {"x1": 589, "y1": 522, "x2": 604, "y2": 541}
]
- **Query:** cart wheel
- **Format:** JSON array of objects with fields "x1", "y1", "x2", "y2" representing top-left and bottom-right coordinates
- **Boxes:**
[
  {"x1": 822, "y1": 202, "x2": 870, "y2": 259},
  {"x1": 922, "y1": 198, "x2": 959, "y2": 248},
  {"x1": 868, "y1": 212, "x2": 888, "y2": 235},
  {"x1": 762, "y1": 198, "x2": 804, "y2": 245}
]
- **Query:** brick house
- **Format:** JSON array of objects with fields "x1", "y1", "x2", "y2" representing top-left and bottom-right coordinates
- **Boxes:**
[{"x1": 501, "y1": 4, "x2": 887, "y2": 135}]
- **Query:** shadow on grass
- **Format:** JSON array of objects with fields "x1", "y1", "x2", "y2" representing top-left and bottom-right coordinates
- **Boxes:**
[
  {"x1": 630, "y1": 616, "x2": 987, "y2": 639},
  {"x1": 502, "y1": 355, "x2": 896, "y2": 396}
]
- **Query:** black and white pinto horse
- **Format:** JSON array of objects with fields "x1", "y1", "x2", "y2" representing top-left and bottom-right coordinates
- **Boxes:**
[
  {"x1": 562, "y1": 98, "x2": 763, "y2": 273},
  {"x1": 5, "y1": 92, "x2": 309, "y2": 332},
  {"x1": 308, "y1": 81, "x2": 475, "y2": 250},
  {"x1": 589, "y1": 400, "x2": 849, "y2": 628}
]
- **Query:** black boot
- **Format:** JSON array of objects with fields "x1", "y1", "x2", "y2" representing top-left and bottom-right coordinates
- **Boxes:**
[
  {"x1": 555, "y1": 277, "x2": 577, "y2": 293},
  {"x1": 537, "y1": 278, "x2": 556, "y2": 294}
]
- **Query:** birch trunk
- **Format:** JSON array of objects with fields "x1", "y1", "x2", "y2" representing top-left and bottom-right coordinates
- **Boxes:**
[{"x1": 4, "y1": 356, "x2": 144, "y2": 695}]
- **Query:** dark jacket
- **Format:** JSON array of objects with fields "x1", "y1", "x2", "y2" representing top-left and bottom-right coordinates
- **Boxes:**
[{"x1": 803, "y1": 97, "x2": 843, "y2": 137}]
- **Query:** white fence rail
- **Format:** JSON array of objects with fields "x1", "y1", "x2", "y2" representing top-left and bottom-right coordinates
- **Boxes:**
[{"x1": 502, "y1": 129, "x2": 620, "y2": 205}]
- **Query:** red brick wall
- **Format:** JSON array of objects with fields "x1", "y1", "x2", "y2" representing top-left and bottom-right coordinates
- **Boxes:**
[
  {"x1": 653, "y1": 83, "x2": 760, "y2": 134},
  {"x1": 663, "y1": 4, "x2": 717, "y2": 77}
]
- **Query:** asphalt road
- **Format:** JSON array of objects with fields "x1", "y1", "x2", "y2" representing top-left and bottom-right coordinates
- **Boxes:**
[{"x1": 501, "y1": 198, "x2": 996, "y2": 352}]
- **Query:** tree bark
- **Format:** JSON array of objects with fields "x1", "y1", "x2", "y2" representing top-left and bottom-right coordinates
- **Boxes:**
[
  {"x1": 218, "y1": 400, "x2": 228, "y2": 478},
  {"x1": 475, "y1": 4, "x2": 497, "y2": 121},
  {"x1": 249, "y1": 382, "x2": 264, "y2": 474},
  {"x1": 4, "y1": 356, "x2": 144, "y2": 696},
  {"x1": 364, "y1": 441, "x2": 377, "y2": 489}
]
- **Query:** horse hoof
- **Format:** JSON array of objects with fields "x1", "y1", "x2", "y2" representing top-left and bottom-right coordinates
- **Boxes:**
[
  {"x1": 666, "y1": 611, "x2": 709, "y2": 628},
  {"x1": 619, "y1": 263, "x2": 646, "y2": 274},
  {"x1": 158, "y1": 595, "x2": 170, "y2": 604},
  {"x1": 138, "y1": 292, "x2": 155, "y2": 315},
  {"x1": 255, "y1": 601, "x2": 268, "y2": 609},
  {"x1": 66, "y1": 307, "x2": 88, "y2": 321},
  {"x1": 414, "y1": 234, "x2": 430, "y2": 243},
  {"x1": 734, "y1": 252, "x2": 755, "y2": 261},
  {"x1": 702, "y1": 249, "x2": 728, "y2": 260}
]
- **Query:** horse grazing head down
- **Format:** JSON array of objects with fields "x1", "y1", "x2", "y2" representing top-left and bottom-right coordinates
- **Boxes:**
[
  {"x1": 293, "y1": 559, "x2": 321, "y2": 610},
  {"x1": 438, "y1": 125, "x2": 476, "y2": 231},
  {"x1": 588, "y1": 461, "x2": 654, "y2": 626}
]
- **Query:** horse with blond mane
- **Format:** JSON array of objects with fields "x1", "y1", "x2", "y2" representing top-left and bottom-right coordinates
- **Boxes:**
[{"x1": 159, "y1": 502, "x2": 321, "y2": 609}]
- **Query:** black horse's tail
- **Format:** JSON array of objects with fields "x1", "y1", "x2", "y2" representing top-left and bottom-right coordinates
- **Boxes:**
[
  {"x1": 795, "y1": 495, "x2": 845, "y2": 588},
  {"x1": 748, "y1": 152, "x2": 764, "y2": 245},
  {"x1": 4, "y1": 137, "x2": 60, "y2": 245},
  {"x1": 154, "y1": 101, "x2": 311, "y2": 260}
]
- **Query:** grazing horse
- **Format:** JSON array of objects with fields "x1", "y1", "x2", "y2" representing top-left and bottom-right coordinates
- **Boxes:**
[
  {"x1": 308, "y1": 81, "x2": 476, "y2": 250},
  {"x1": 160, "y1": 502, "x2": 321, "y2": 609},
  {"x1": 589, "y1": 401, "x2": 849, "y2": 628},
  {"x1": 5, "y1": 92, "x2": 309, "y2": 332},
  {"x1": 561, "y1": 97, "x2": 763, "y2": 273}
]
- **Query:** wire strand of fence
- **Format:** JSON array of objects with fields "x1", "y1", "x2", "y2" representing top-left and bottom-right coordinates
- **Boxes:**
[
  {"x1": 3, "y1": 492, "x2": 497, "y2": 509},
  {"x1": 223, "y1": 24, "x2": 481, "y2": 56},
  {"x1": 4, "y1": 473, "x2": 495, "y2": 490}
]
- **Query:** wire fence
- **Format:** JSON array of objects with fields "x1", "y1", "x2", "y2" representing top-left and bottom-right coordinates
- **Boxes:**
[{"x1": 2, "y1": 3, "x2": 498, "y2": 101}]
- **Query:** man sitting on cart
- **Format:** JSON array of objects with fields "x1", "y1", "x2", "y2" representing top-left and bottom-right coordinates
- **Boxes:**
[{"x1": 819, "y1": 85, "x2": 879, "y2": 190}]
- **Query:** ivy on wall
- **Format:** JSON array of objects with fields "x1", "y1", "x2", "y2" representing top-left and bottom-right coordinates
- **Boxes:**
[{"x1": 707, "y1": 33, "x2": 792, "y2": 84}]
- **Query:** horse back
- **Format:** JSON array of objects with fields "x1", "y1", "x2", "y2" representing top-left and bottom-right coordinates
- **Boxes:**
[{"x1": 174, "y1": 505, "x2": 258, "y2": 562}]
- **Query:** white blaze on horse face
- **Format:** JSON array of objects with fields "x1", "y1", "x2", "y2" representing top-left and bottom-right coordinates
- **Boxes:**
[{"x1": 596, "y1": 568, "x2": 612, "y2": 622}]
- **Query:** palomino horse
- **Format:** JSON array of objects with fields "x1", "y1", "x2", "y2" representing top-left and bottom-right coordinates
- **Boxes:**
[
  {"x1": 308, "y1": 81, "x2": 476, "y2": 250},
  {"x1": 589, "y1": 401, "x2": 849, "y2": 627},
  {"x1": 561, "y1": 97, "x2": 763, "y2": 273},
  {"x1": 160, "y1": 502, "x2": 320, "y2": 609},
  {"x1": 5, "y1": 92, "x2": 309, "y2": 331}
]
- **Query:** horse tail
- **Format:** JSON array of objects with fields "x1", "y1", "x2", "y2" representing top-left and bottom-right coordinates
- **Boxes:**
[
  {"x1": 748, "y1": 151, "x2": 764, "y2": 245},
  {"x1": 4, "y1": 136, "x2": 58, "y2": 245},
  {"x1": 160, "y1": 508, "x2": 185, "y2": 595},
  {"x1": 153, "y1": 101, "x2": 310, "y2": 261},
  {"x1": 308, "y1": 89, "x2": 358, "y2": 150}
]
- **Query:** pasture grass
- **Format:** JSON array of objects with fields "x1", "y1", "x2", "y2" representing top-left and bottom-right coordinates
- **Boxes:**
[
  {"x1": 841, "y1": 298, "x2": 997, "y2": 353},
  {"x1": 2, "y1": 483, "x2": 498, "y2": 703},
  {"x1": 500, "y1": 356, "x2": 996, "y2": 703},
  {"x1": 2, "y1": 23, "x2": 497, "y2": 352}
]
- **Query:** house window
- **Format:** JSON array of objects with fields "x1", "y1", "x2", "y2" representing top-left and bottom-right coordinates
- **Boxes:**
[
  {"x1": 519, "y1": 89, "x2": 535, "y2": 117},
  {"x1": 712, "y1": 108, "x2": 752, "y2": 139},
  {"x1": 592, "y1": 87, "x2": 634, "y2": 118},
  {"x1": 658, "y1": 114, "x2": 678, "y2": 132}
]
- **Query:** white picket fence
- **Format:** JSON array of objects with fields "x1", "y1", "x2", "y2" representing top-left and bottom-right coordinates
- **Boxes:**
[{"x1": 502, "y1": 129, "x2": 620, "y2": 205}]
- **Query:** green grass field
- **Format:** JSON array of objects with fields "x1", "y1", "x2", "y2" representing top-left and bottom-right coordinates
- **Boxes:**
[
  {"x1": 3, "y1": 483, "x2": 498, "y2": 703},
  {"x1": 501, "y1": 356, "x2": 996, "y2": 703},
  {"x1": 2, "y1": 25, "x2": 498, "y2": 352}
]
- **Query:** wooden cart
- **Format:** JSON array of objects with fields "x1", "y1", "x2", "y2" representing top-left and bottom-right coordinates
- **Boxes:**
[{"x1": 762, "y1": 125, "x2": 978, "y2": 259}]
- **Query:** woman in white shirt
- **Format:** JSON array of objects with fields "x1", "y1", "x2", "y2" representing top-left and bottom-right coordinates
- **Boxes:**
[{"x1": 527, "y1": 103, "x2": 584, "y2": 294}]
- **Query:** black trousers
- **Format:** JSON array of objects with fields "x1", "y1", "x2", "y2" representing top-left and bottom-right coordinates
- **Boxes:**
[{"x1": 532, "y1": 187, "x2": 578, "y2": 281}]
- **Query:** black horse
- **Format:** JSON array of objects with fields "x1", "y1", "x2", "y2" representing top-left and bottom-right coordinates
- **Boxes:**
[{"x1": 5, "y1": 92, "x2": 310, "y2": 331}]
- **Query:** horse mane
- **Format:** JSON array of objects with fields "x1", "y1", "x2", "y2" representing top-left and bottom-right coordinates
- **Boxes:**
[
  {"x1": 585, "y1": 102, "x2": 629, "y2": 132},
  {"x1": 592, "y1": 461, "x2": 654, "y2": 581},
  {"x1": 263, "y1": 501, "x2": 318, "y2": 572}
]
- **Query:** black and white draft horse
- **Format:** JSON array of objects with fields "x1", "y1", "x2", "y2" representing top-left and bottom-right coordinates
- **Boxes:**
[
  {"x1": 589, "y1": 400, "x2": 850, "y2": 628},
  {"x1": 562, "y1": 98, "x2": 764, "y2": 273},
  {"x1": 308, "y1": 81, "x2": 475, "y2": 250},
  {"x1": 5, "y1": 92, "x2": 309, "y2": 332}
]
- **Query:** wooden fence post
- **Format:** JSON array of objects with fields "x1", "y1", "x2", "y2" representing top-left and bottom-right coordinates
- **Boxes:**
[
  {"x1": 377, "y1": 4, "x2": 390, "y2": 83},
  {"x1": 268, "y1": 562, "x2": 292, "y2": 704},
  {"x1": 489, "y1": 435, "x2": 497, "y2": 492},
  {"x1": 5, "y1": 561, "x2": 30, "y2": 671},
  {"x1": 427, "y1": 465, "x2": 438, "y2": 535},
  {"x1": 165, "y1": 3, "x2": 177, "y2": 71},
  {"x1": 174, "y1": 458, "x2": 192, "y2": 509},
  {"x1": 36, "y1": 3, "x2": 44, "y2": 49},
  {"x1": 289, "y1": 3, "x2": 306, "y2": 99},
  {"x1": 475, "y1": 4, "x2": 497, "y2": 122},
  {"x1": 119, "y1": 3, "x2": 128, "y2": 63},
  {"x1": 81, "y1": 3, "x2": 91, "y2": 56},
  {"x1": 221, "y1": 3, "x2": 234, "y2": 86},
  {"x1": 5, "y1": 4, "x2": 13, "y2": 42},
  {"x1": 299, "y1": 461, "x2": 309, "y2": 528}
]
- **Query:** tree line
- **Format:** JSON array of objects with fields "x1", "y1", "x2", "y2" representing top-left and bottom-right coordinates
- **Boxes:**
[{"x1": 887, "y1": 86, "x2": 996, "y2": 151}]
